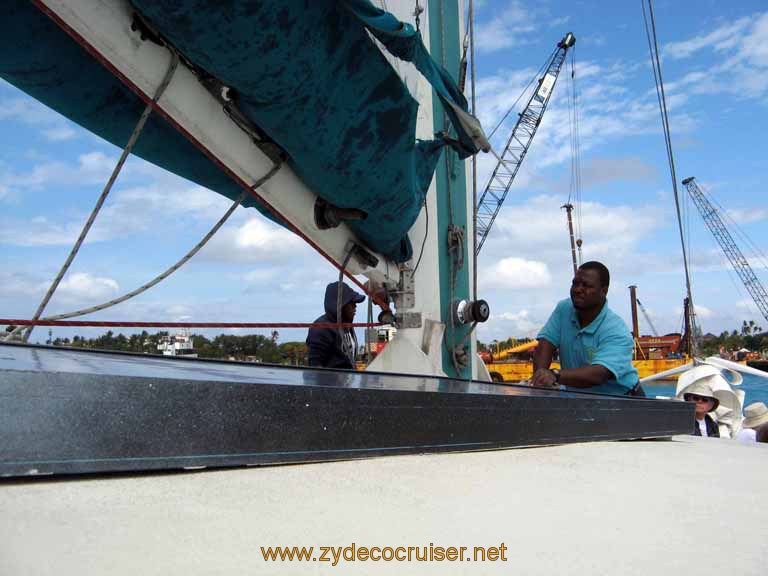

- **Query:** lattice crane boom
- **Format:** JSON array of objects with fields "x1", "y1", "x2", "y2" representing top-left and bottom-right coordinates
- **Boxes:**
[
  {"x1": 475, "y1": 32, "x2": 576, "y2": 255},
  {"x1": 683, "y1": 176, "x2": 768, "y2": 323}
]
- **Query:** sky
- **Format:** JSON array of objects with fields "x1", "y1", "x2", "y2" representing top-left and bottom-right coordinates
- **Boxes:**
[{"x1": 2, "y1": 0, "x2": 768, "y2": 347}]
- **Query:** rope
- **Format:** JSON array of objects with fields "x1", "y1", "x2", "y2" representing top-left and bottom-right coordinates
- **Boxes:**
[
  {"x1": 642, "y1": 0, "x2": 697, "y2": 354},
  {"x1": 19, "y1": 51, "x2": 180, "y2": 342},
  {"x1": 2, "y1": 319, "x2": 383, "y2": 329},
  {"x1": 6, "y1": 193, "x2": 242, "y2": 340},
  {"x1": 411, "y1": 198, "x2": 429, "y2": 275},
  {"x1": 469, "y1": 0, "x2": 478, "y2": 303}
]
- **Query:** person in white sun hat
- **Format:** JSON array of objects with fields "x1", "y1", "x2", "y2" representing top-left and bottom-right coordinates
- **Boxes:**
[
  {"x1": 682, "y1": 381, "x2": 720, "y2": 438},
  {"x1": 736, "y1": 402, "x2": 768, "y2": 444}
]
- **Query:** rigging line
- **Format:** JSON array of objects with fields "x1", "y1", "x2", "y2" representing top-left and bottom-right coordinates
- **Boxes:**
[
  {"x1": 470, "y1": 0, "x2": 478, "y2": 301},
  {"x1": 642, "y1": 0, "x2": 698, "y2": 353},
  {"x1": 412, "y1": 199, "x2": 429, "y2": 275},
  {"x1": 20, "y1": 51, "x2": 181, "y2": 343},
  {"x1": 2, "y1": 319, "x2": 383, "y2": 329},
  {"x1": 566, "y1": 48, "x2": 575, "y2": 205},
  {"x1": 572, "y1": 46, "x2": 584, "y2": 246},
  {"x1": 7, "y1": 165, "x2": 281, "y2": 338}
]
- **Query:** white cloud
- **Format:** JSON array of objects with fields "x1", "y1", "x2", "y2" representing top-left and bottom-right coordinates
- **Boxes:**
[
  {"x1": 664, "y1": 17, "x2": 753, "y2": 60},
  {"x1": 549, "y1": 16, "x2": 570, "y2": 29},
  {"x1": 474, "y1": 1, "x2": 535, "y2": 53},
  {"x1": 582, "y1": 157, "x2": 657, "y2": 187},
  {"x1": 0, "y1": 151, "x2": 117, "y2": 195},
  {"x1": 475, "y1": 59, "x2": 696, "y2": 188},
  {"x1": 201, "y1": 216, "x2": 307, "y2": 263},
  {"x1": 674, "y1": 303, "x2": 713, "y2": 319},
  {"x1": 481, "y1": 195, "x2": 663, "y2": 265},
  {"x1": 54, "y1": 272, "x2": 120, "y2": 303},
  {"x1": 0, "y1": 96, "x2": 78, "y2": 142},
  {"x1": 481, "y1": 257, "x2": 552, "y2": 290},
  {"x1": 44, "y1": 126, "x2": 77, "y2": 142},
  {"x1": 495, "y1": 309, "x2": 541, "y2": 334},
  {"x1": 694, "y1": 304, "x2": 714, "y2": 319},
  {"x1": 0, "y1": 271, "x2": 44, "y2": 298},
  {"x1": 0, "y1": 216, "x2": 83, "y2": 246},
  {"x1": 725, "y1": 208, "x2": 768, "y2": 225},
  {"x1": 662, "y1": 13, "x2": 768, "y2": 101}
]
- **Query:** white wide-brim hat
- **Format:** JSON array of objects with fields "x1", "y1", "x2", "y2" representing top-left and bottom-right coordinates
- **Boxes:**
[
  {"x1": 677, "y1": 364, "x2": 741, "y2": 413},
  {"x1": 743, "y1": 402, "x2": 768, "y2": 429},
  {"x1": 680, "y1": 381, "x2": 720, "y2": 412}
]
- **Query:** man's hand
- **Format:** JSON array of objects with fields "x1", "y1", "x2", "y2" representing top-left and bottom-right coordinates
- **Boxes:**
[{"x1": 531, "y1": 368, "x2": 558, "y2": 388}]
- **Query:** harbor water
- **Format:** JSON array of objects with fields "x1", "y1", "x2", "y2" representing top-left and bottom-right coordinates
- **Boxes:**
[{"x1": 645, "y1": 372, "x2": 768, "y2": 405}]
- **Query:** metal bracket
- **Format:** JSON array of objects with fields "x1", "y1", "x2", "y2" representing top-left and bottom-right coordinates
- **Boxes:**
[
  {"x1": 396, "y1": 312, "x2": 422, "y2": 329},
  {"x1": 391, "y1": 267, "x2": 415, "y2": 310}
]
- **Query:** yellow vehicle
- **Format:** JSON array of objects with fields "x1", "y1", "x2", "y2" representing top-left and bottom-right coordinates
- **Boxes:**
[{"x1": 483, "y1": 339, "x2": 688, "y2": 383}]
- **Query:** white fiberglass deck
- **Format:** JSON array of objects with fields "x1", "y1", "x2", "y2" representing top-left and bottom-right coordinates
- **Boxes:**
[{"x1": 1, "y1": 436, "x2": 765, "y2": 575}]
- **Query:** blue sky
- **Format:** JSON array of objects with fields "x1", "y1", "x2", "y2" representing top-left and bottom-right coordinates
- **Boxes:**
[{"x1": 2, "y1": 0, "x2": 768, "y2": 346}]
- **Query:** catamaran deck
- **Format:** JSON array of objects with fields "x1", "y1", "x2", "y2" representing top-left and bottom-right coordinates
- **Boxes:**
[{"x1": 1, "y1": 436, "x2": 765, "y2": 575}]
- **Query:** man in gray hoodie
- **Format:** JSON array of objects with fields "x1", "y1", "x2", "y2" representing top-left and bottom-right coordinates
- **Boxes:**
[{"x1": 306, "y1": 281, "x2": 365, "y2": 369}]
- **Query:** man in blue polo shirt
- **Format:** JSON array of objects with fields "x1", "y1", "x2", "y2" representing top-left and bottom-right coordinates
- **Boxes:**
[{"x1": 531, "y1": 261, "x2": 640, "y2": 396}]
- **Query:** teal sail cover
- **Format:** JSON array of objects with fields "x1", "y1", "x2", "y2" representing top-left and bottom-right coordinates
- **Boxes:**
[{"x1": 1, "y1": 1, "x2": 478, "y2": 262}]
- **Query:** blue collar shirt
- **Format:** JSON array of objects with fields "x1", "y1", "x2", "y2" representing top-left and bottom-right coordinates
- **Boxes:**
[{"x1": 537, "y1": 298, "x2": 638, "y2": 396}]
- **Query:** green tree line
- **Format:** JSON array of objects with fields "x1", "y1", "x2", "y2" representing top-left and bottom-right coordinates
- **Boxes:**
[{"x1": 52, "y1": 330, "x2": 308, "y2": 365}]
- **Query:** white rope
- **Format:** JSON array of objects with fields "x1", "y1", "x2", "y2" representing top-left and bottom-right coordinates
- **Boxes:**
[
  {"x1": 6, "y1": 163, "x2": 281, "y2": 340},
  {"x1": 19, "y1": 52, "x2": 180, "y2": 342}
]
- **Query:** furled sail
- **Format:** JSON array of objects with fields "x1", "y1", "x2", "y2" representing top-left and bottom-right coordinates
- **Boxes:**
[{"x1": 1, "y1": 0, "x2": 483, "y2": 262}]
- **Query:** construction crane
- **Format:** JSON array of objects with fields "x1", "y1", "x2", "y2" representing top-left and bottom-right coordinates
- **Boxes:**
[
  {"x1": 475, "y1": 32, "x2": 576, "y2": 255},
  {"x1": 683, "y1": 176, "x2": 768, "y2": 323}
]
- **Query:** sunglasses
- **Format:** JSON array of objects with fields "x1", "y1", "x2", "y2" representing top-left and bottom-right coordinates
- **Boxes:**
[{"x1": 684, "y1": 394, "x2": 713, "y2": 403}]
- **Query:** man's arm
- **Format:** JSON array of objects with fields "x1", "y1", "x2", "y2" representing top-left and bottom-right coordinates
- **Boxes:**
[
  {"x1": 532, "y1": 337, "x2": 615, "y2": 388},
  {"x1": 531, "y1": 339, "x2": 557, "y2": 387},
  {"x1": 557, "y1": 364, "x2": 614, "y2": 388},
  {"x1": 307, "y1": 328, "x2": 333, "y2": 367}
]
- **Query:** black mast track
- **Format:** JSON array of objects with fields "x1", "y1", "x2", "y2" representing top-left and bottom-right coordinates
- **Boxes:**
[{"x1": 0, "y1": 342, "x2": 692, "y2": 478}]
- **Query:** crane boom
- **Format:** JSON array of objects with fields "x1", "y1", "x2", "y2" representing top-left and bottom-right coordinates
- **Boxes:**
[
  {"x1": 683, "y1": 176, "x2": 768, "y2": 323},
  {"x1": 475, "y1": 32, "x2": 576, "y2": 255},
  {"x1": 636, "y1": 298, "x2": 659, "y2": 337}
]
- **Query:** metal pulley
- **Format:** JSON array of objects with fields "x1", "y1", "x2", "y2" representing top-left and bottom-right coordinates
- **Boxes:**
[{"x1": 454, "y1": 299, "x2": 490, "y2": 325}]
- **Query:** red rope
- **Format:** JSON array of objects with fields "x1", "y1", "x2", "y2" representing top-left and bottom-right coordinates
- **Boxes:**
[{"x1": 1, "y1": 319, "x2": 383, "y2": 329}]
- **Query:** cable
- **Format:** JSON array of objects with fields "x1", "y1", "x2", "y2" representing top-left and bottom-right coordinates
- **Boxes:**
[
  {"x1": 2, "y1": 319, "x2": 383, "y2": 329},
  {"x1": 412, "y1": 200, "x2": 429, "y2": 275},
  {"x1": 642, "y1": 0, "x2": 697, "y2": 355},
  {"x1": 469, "y1": 0, "x2": 478, "y2": 302},
  {"x1": 5, "y1": 164, "x2": 282, "y2": 343}
]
